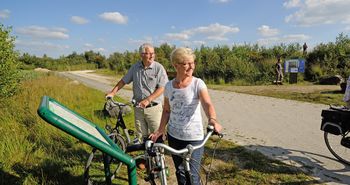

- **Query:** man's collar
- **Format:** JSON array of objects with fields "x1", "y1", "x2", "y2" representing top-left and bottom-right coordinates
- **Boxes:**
[{"x1": 139, "y1": 61, "x2": 155, "y2": 69}]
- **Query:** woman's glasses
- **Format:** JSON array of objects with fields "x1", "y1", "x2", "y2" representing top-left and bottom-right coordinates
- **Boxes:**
[{"x1": 177, "y1": 61, "x2": 196, "y2": 67}]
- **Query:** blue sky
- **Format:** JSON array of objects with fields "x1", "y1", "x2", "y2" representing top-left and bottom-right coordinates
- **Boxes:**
[{"x1": 1, "y1": 0, "x2": 350, "y2": 58}]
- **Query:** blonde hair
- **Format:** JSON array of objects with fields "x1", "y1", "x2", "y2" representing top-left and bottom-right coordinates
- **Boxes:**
[{"x1": 170, "y1": 47, "x2": 196, "y2": 64}]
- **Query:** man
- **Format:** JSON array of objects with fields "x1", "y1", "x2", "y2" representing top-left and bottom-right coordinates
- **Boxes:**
[
  {"x1": 275, "y1": 57, "x2": 283, "y2": 84},
  {"x1": 303, "y1": 42, "x2": 308, "y2": 55},
  {"x1": 107, "y1": 43, "x2": 168, "y2": 143}
]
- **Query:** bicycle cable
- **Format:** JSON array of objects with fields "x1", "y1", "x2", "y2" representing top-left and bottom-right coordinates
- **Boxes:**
[
  {"x1": 205, "y1": 135, "x2": 223, "y2": 185},
  {"x1": 176, "y1": 134, "x2": 223, "y2": 185}
]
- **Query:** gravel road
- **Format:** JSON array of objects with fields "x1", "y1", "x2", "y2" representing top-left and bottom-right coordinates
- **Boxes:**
[{"x1": 59, "y1": 70, "x2": 350, "y2": 184}]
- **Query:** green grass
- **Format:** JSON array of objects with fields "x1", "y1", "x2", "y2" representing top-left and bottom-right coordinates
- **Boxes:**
[
  {"x1": 0, "y1": 71, "x2": 320, "y2": 185},
  {"x1": 202, "y1": 138, "x2": 318, "y2": 185},
  {"x1": 0, "y1": 71, "x2": 134, "y2": 185}
]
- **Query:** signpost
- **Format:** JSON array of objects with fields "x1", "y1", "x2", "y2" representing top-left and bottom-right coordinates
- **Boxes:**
[
  {"x1": 37, "y1": 96, "x2": 137, "y2": 185},
  {"x1": 284, "y1": 59, "x2": 305, "y2": 84}
]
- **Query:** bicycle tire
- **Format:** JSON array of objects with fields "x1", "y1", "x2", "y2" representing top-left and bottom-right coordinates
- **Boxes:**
[
  {"x1": 83, "y1": 133, "x2": 127, "y2": 185},
  {"x1": 324, "y1": 132, "x2": 350, "y2": 165}
]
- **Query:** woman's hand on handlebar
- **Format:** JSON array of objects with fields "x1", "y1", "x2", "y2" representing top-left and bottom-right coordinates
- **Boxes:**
[
  {"x1": 213, "y1": 122, "x2": 222, "y2": 134},
  {"x1": 208, "y1": 118, "x2": 223, "y2": 135}
]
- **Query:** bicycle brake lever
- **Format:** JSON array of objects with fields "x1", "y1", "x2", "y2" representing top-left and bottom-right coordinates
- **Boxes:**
[{"x1": 105, "y1": 124, "x2": 112, "y2": 132}]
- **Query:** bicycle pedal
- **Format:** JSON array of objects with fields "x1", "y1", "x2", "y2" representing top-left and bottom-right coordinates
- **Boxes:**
[{"x1": 341, "y1": 137, "x2": 350, "y2": 148}]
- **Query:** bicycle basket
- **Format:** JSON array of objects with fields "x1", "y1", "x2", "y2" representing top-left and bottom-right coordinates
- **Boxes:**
[
  {"x1": 104, "y1": 100, "x2": 132, "y2": 118},
  {"x1": 321, "y1": 108, "x2": 350, "y2": 135}
]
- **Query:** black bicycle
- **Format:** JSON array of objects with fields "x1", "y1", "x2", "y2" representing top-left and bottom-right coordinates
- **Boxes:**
[
  {"x1": 321, "y1": 105, "x2": 350, "y2": 165},
  {"x1": 83, "y1": 97, "x2": 135, "y2": 185}
]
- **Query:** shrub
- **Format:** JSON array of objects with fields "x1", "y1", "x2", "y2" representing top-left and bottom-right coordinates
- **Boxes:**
[{"x1": 0, "y1": 24, "x2": 20, "y2": 98}]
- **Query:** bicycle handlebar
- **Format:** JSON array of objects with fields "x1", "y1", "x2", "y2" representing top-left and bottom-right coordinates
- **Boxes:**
[
  {"x1": 106, "y1": 96, "x2": 137, "y2": 107},
  {"x1": 125, "y1": 125, "x2": 223, "y2": 154},
  {"x1": 150, "y1": 125, "x2": 221, "y2": 155}
]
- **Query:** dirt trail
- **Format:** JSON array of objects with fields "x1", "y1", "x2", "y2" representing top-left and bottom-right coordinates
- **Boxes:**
[{"x1": 61, "y1": 70, "x2": 350, "y2": 184}]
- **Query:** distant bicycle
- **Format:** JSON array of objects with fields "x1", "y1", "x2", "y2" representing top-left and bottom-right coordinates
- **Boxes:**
[
  {"x1": 321, "y1": 105, "x2": 350, "y2": 165},
  {"x1": 83, "y1": 97, "x2": 136, "y2": 185}
]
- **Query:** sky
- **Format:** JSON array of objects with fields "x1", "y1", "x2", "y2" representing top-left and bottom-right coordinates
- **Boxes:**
[{"x1": 1, "y1": 0, "x2": 350, "y2": 58}]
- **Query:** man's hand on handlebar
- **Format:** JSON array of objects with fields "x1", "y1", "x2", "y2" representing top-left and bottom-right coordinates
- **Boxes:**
[
  {"x1": 105, "y1": 92, "x2": 115, "y2": 98},
  {"x1": 149, "y1": 129, "x2": 166, "y2": 143}
]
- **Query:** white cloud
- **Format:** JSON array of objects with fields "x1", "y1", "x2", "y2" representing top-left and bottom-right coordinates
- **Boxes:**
[
  {"x1": 84, "y1": 43, "x2": 93, "y2": 48},
  {"x1": 99, "y1": 12, "x2": 128, "y2": 24},
  {"x1": 257, "y1": 25, "x2": 279, "y2": 37},
  {"x1": 182, "y1": 40, "x2": 206, "y2": 47},
  {"x1": 164, "y1": 33, "x2": 190, "y2": 40},
  {"x1": 257, "y1": 34, "x2": 310, "y2": 45},
  {"x1": 95, "y1": 48, "x2": 106, "y2": 52},
  {"x1": 345, "y1": 26, "x2": 350, "y2": 31},
  {"x1": 15, "y1": 40, "x2": 69, "y2": 51},
  {"x1": 165, "y1": 23, "x2": 239, "y2": 42},
  {"x1": 283, "y1": 0, "x2": 301, "y2": 8},
  {"x1": 189, "y1": 23, "x2": 240, "y2": 39},
  {"x1": 0, "y1": 9, "x2": 10, "y2": 19},
  {"x1": 210, "y1": 0, "x2": 231, "y2": 3},
  {"x1": 16, "y1": 26, "x2": 69, "y2": 39},
  {"x1": 71, "y1": 16, "x2": 89, "y2": 24},
  {"x1": 128, "y1": 37, "x2": 154, "y2": 47},
  {"x1": 285, "y1": 0, "x2": 350, "y2": 26}
]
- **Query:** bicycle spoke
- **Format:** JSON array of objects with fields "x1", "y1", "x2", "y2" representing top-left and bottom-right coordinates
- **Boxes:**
[
  {"x1": 84, "y1": 133, "x2": 127, "y2": 185},
  {"x1": 324, "y1": 132, "x2": 350, "y2": 165}
]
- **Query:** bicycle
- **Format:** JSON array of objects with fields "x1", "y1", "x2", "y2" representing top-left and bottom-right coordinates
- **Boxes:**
[
  {"x1": 83, "y1": 97, "x2": 136, "y2": 185},
  {"x1": 128, "y1": 125, "x2": 223, "y2": 185},
  {"x1": 321, "y1": 105, "x2": 350, "y2": 165}
]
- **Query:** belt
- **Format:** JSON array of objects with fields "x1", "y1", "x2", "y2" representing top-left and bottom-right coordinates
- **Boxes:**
[{"x1": 146, "y1": 102, "x2": 158, "y2": 108}]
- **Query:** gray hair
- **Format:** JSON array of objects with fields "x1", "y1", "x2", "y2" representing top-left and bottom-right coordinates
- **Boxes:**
[
  {"x1": 170, "y1": 47, "x2": 196, "y2": 64},
  {"x1": 139, "y1": 43, "x2": 154, "y2": 54}
]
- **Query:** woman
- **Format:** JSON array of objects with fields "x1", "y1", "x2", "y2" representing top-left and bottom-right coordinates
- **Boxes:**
[{"x1": 150, "y1": 47, "x2": 222, "y2": 185}]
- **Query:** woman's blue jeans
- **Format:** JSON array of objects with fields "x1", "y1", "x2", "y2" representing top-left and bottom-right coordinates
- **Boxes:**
[{"x1": 167, "y1": 134, "x2": 204, "y2": 185}]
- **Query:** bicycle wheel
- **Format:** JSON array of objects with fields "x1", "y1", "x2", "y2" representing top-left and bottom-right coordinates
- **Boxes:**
[
  {"x1": 83, "y1": 133, "x2": 127, "y2": 185},
  {"x1": 324, "y1": 131, "x2": 350, "y2": 165}
]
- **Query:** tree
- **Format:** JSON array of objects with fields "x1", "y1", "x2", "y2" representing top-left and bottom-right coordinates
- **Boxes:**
[{"x1": 0, "y1": 24, "x2": 20, "y2": 98}]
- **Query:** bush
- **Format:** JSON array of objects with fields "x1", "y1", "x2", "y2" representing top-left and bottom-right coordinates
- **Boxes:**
[{"x1": 0, "y1": 24, "x2": 20, "y2": 98}]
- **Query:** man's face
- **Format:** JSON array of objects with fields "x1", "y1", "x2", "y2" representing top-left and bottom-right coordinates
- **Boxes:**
[{"x1": 141, "y1": 47, "x2": 155, "y2": 63}]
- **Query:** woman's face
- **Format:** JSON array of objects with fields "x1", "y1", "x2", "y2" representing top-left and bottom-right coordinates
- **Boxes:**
[{"x1": 174, "y1": 58, "x2": 195, "y2": 77}]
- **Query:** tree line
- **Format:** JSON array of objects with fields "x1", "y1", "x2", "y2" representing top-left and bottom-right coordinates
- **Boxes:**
[{"x1": 2, "y1": 23, "x2": 350, "y2": 98}]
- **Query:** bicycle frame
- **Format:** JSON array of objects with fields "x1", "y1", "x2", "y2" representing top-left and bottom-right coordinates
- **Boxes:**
[
  {"x1": 107, "y1": 97, "x2": 135, "y2": 145},
  {"x1": 144, "y1": 125, "x2": 218, "y2": 185}
]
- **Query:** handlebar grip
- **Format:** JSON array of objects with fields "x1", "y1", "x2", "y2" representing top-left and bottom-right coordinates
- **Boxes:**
[
  {"x1": 214, "y1": 132, "x2": 224, "y2": 138},
  {"x1": 126, "y1": 143, "x2": 145, "y2": 153},
  {"x1": 206, "y1": 125, "x2": 223, "y2": 138}
]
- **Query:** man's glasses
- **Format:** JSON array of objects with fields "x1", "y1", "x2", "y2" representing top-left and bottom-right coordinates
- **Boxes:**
[{"x1": 142, "y1": 52, "x2": 154, "y2": 56}]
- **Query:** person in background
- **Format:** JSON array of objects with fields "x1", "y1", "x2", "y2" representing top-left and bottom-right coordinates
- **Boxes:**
[
  {"x1": 106, "y1": 43, "x2": 168, "y2": 143},
  {"x1": 150, "y1": 47, "x2": 222, "y2": 185},
  {"x1": 303, "y1": 42, "x2": 308, "y2": 55},
  {"x1": 275, "y1": 57, "x2": 284, "y2": 84},
  {"x1": 343, "y1": 76, "x2": 350, "y2": 108}
]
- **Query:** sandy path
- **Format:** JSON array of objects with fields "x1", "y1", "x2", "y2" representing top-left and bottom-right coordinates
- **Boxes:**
[{"x1": 61, "y1": 70, "x2": 350, "y2": 184}]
